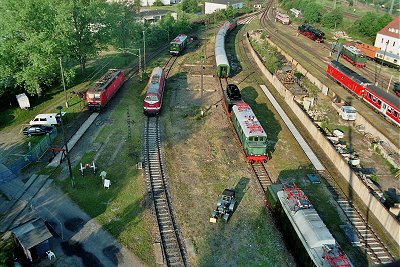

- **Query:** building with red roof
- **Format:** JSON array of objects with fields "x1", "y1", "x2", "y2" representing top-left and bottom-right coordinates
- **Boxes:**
[{"x1": 374, "y1": 16, "x2": 400, "y2": 67}]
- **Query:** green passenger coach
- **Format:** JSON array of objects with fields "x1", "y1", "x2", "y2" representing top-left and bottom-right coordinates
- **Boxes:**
[{"x1": 231, "y1": 102, "x2": 268, "y2": 163}]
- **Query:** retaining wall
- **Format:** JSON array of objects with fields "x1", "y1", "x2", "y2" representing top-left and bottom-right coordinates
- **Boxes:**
[
  {"x1": 264, "y1": 37, "x2": 398, "y2": 151},
  {"x1": 245, "y1": 34, "x2": 400, "y2": 246}
]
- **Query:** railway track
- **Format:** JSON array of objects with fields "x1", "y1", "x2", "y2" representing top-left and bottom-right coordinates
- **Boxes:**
[
  {"x1": 236, "y1": 5, "x2": 396, "y2": 264},
  {"x1": 144, "y1": 116, "x2": 187, "y2": 267},
  {"x1": 164, "y1": 56, "x2": 178, "y2": 78}
]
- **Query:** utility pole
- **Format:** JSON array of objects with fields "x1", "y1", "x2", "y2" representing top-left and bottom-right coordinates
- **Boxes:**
[
  {"x1": 59, "y1": 58, "x2": 69, "y2": 108},
  {"x1": 138, "y1": 48, "x2": 142, "y2": 82},
  {"x1": 57, "y1": 105, "x2": 74, "y2": 187},
  {"x1": 377, "y1": 40, "x2": 389, "y2": 86},
  {"x1": 387, "y1": 75, "x2": 393, "y2": 93},
  {"x1": 143, "y1": 30, "x2": 146, "y2": 72}
]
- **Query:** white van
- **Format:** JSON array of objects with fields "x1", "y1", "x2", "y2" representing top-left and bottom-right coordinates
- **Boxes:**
[
  {"x1": 30, "y1": 113, "x2": 64, "y2": 126},
  {"x1": 339, "y1": 106, "x2": 357, "y2": 121}
]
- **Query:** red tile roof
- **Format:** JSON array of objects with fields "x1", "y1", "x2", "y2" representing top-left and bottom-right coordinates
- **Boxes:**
[{"x1": 377, "y1": 16, "x2": 400, "y2": 39}]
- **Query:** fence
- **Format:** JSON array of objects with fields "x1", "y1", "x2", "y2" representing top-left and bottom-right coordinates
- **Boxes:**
[{"x1": 0, "y1": 128, "x2": 57, "y2": 183}]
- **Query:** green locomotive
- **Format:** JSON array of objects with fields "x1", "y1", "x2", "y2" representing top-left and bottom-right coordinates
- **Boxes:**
[
  {"x1": 169, "y1": 34, "x2": 188, "y2": 56},
  {"x1": 341, "y1": 44, "x2": 367, "y2": 68},
  {"x1": 231, "y1": 102, "x2": 268, "y2": 162}
]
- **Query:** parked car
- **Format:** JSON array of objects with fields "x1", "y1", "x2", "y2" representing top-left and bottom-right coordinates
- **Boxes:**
[{"x1": 23, "y1": 125, "x2": 54, "y2": 136}]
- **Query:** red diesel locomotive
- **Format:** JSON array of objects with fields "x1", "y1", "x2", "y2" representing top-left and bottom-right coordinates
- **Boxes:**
[
  {"x1": 143, "y1": 67, "x2": 166, "y2": 115},
  {"x1": 86, "y1": 69, "x2": 125, "y2": 110},
  {"x1": 327, "y1": 60, "x2": 400, "y2": 127}
]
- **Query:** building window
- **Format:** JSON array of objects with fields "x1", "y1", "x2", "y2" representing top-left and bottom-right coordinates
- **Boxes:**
[{"x1": 382, "y1": 38, "x2": 384, "y2": 43}]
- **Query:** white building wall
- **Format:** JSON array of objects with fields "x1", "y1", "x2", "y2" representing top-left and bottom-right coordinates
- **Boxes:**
[
  {"x1": 205, "y1": 3, "x2": 227, "y2": 14},
  {"x1": 374, "y1": 33, "x2": 400, "y2": 66}
]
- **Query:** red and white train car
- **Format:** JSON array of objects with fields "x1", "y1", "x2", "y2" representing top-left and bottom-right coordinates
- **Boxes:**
[
  {"x1": 143, "y1": 67, "x2": 166, "y2": 116},
  {"x1": 275, "y1": 12, "x2": 290, "y2": 25},
  {"x1": 86, "y1": 69, "x2": 125, "y2": 110},
  {"x1": 327, "y1": 60, "x2": 400, "y2": 126}
]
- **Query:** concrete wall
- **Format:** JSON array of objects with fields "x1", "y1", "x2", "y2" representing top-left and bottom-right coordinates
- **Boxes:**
[
  {"x1": 245, "y1": 34, "x2": 400, "y2": 246},
  {"x1": 265, "y1": 38, "x2": 399, "y2": 151}
]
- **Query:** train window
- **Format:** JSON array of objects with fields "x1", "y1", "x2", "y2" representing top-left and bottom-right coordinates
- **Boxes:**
[
  {"x1": 94, "y1": 94, "x2": 101, "y2": 99},
  {"x1": 368, "y1": 93, "x2": 372, "y2": 99},
  {"x1": 372, "y1": 96, "x2": 377, "y2": 102},
  {"x1": 394, "y1": 110, "x2": 398, "y2": 118},
  {"x1": 87, "y1": 93, "x2": 94, "y2": 99},
  {"x1": 378, "y1": 100, "x2": 381, "y2": 106},
  {"x1": 254, "y1": 137, "x2": 259, "y2": 141},
  {"x1": 388, "y1": 107, "x2": 392, "y2": 113}
]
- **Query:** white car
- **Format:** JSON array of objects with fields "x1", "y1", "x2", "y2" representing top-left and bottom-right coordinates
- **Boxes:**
[{"x1": 339, "y1": 106, "x2": 357, "y2": 121}]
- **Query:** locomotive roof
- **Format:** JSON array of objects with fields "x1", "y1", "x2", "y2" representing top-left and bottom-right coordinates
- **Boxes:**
[
  {"x1": 232, "y1": 102, "x2": 267, "y2": 138},
  {"x1": 88, "y1": 69, "x2": 121, "y2": 93},
  {"x1": 330, "y1": 60, "x2": 370, "y2": 84},
  {"x1": 170, "y1": 34, "x2": 188, "y2": 45},
  {"x1": 343, "y1": 45, "x2": 365, "y2": 56},
  {"x1": 146, "y1": 67, "x2": 164, "y2": 95},
  {"x1": 277, "y1": 187, "x2": 351, "y2": 266}
]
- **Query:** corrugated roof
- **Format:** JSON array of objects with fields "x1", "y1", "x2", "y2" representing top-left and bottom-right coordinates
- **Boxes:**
[
  {"x1": 293, "y1": 209, "x2": 336, "y2": 249},
  {"x1": 146, "y1": 67, "x2": 164, "y2": 95},
  {"x1": 232, "y1": 102, "x2": 267, "y2": 138},
  {"x1": 12, "y1": 218, "x2": 53, "y2": 250},
  {"x1": 377, "y1": 16, "x2": 400, "y2": 39}
]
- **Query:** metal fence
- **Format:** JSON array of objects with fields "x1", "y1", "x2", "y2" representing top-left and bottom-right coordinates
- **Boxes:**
[{"x1": 0, "y1": 128, "x2": 57, "y2": 183}]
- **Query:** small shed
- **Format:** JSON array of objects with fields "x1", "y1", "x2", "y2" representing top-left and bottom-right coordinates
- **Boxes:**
[
  {"x1": 12, "y1": 218, "x2": 53, "y2": 264},
  {"x1": 16, "y1": 93, "x2": 30, "y2": 109}
]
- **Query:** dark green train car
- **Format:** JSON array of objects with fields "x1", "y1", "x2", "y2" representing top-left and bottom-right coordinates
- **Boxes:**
[
  {"x1": 170, "y1": 34, "x2": 188, "y2": 56},
  {"x1": 231, "y1": 102, "x2": 268, "y2": 162}
]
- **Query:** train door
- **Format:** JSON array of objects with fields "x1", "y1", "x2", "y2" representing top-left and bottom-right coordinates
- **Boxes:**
[
  {"x1": 380, "y1": 102, "x2": 387, "y2": 114},
  {"x1": 219, "y1": 66, "x2": 228, "y2": 77}
]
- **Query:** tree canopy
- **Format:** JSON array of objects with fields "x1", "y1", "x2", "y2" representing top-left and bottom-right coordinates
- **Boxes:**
[{"x1": 0, "y1": 0, "x2": 192, "y2": 102}]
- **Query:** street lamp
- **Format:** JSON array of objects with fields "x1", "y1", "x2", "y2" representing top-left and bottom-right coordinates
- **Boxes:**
[
  {"x1": 59, "y1": 57, "x2": 69, "y2": 108},
  {"x1": 120, "y1": 48, "x2": 142, "y2": 81},
  {"x1": 56, "y1": 105, "x2": 74, "y2": 187}
]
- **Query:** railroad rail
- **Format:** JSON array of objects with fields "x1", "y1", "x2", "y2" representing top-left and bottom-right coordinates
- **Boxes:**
[
  {"x1": 239, "y1": 6, "x2": 396, "y2": 264},
  {"x1": 144, "y1": 116, "x2": 187, "y2": 267},
  {"x1": 164, "y1": 56, "x2": 178, "y2": 78}
]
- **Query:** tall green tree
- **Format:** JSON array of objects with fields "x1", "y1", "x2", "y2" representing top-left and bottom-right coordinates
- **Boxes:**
[
  {"x1": 59, "y1": 0, "x2": 110, "y2": 73},
  {"x1": 0, "y1": 0, "x2": 62, "y2": 96},
  {"x1": 180, "y1": 0, "x2": 199, "y2": 13}
]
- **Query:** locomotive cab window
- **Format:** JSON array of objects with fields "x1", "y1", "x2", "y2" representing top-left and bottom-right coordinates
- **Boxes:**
[{"x1": 145, "y1": 95, "x2": 158, "y2": 102}]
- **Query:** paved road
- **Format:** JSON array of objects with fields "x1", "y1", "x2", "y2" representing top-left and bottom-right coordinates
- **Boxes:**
[{"x1": 1, "y1": 175, "x2": 147, "y2": 267}]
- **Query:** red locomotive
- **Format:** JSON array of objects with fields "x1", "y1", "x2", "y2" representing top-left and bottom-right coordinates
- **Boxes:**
[
  {"x1": 327, "y1": 60, "x2": 400, "y2": 127},
  {"x1": 143, "y1": 67, "x2": 166, "y2": 115},
  {"x1": 85, "y1": 69, "x2": 125, "y2": 110}
]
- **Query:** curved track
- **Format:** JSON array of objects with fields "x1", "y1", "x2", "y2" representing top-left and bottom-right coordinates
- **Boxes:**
[
  {"x1": 260, "y1": 3, "x2": 399, "y2": 143},
  {"x1": 237, "y1": 4, "x2": 395, "y2": 264},
  {"x1": 144, "y1": 116, "x2": 187, "y2": 267}
]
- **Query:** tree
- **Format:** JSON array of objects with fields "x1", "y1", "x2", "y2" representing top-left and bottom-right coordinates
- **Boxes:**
[
  {"x1": 180, "y1": 0, "x2": 199, "y2": 13},
  {"x1": 349, "y1": 12, "x2": 392, "y2": 40},
  {"x1": 59, "y1": 0, "x2": 110, "y2": 73},
  {"x1": 107, "y1": 0, "x2": 141, "y2": 50},
  {"x1": 302, "y1": 2, "x2": 322, "y2": 23},
  {"x1": 321, "y1": 9, "x2": 343, "y2": 28},
  {"x1": 0, "y1": 0, "x2": 62, "y2": 96}
]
